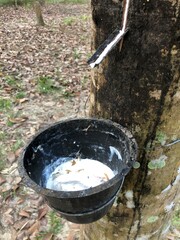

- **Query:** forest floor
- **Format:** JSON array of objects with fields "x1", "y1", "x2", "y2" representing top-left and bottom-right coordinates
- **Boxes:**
[
  {"x1": 0, "y1": 2, "x2": 179, "y2": 240},
  {"x1": 0, "y1": 3, "x2": 91, "y2": 240}
]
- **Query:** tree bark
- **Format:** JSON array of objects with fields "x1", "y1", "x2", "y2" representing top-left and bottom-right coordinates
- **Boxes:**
[
  {"x1": 33, "y1": 0, "x2": 45, "y2": 26},
  {"x1": 14, "y1": 0, "x2": 18, "y2": 9},
  {"x1": 81, "y1": 0, "x2": 180, "y2": 239}
]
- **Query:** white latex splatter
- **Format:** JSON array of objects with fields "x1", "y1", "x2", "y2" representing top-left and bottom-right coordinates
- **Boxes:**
[{"x1": 89, "y1": 0, "x2": 131, "y2": 68}]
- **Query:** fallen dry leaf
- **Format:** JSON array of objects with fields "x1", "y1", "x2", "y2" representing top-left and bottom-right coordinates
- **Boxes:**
[
  {"x1": 13, "y1": 176, "x2": 22, "y2": 185},
  {"x1": 71, "y1": 159, "x2": 76, "y2": 166},
  {"x1": 29, "y1": 127, "x2": 36, "y2": 135},
  {"x1": 0, "y1": 232, "x2": 16, "y2": 240},
  {"x1": 2, "y1": 184, "x2": 12, "y2": 192},
  {"x1": 17, "y1": 198, "x2": 24, "y2": 205},
  {"x1": 15, "y1": 147, "x2": 23, "y2": 157},
  {"x1": 5, "y1": 195, "x2": 12, "y2": 204},
  {"x1": 38, "y1": 205, "x2": 48, "y2": 220},
  {"x1": 14, "y1": 219, "x2": 32, "y2": 231},
  {"x1": 12, "y1": 184, "x2": 19, "y2": 191},
  {"x1": 16, "y1": 231, "x2": 25, "y2": 240},
  {"x1": 7, "y1": 152, "x2": 16, "y2": 163},
  {"x1": 15, "y1": 98, "x2": 29, "y2": 104},
  {"x1": 27, "y1": 221, "x2": 40, "y2": 235},
  {"x1": 4, "y1": 214, "x2": 14, "y2": 225},
  {"x1": 172, "y1": 229, "x2": 180, "y2": 236},
  {"x1": 0, "y1": 175, "x2": 6, "y2": 185},
  {"x1": 19, "y1": 221, "x2": 30, "y2": 232},
  {"x1": 5, "y1": 208, "x2": 13, "y2": 215},
  {"x1": 0, "y1": 3, "x2": 90, "y2": 240},
  {"x1": 8, "y1": 117, "x2": 28, "y2": 124},
  {"x1": 23, "y1": 207, "x2": 35, "y2": 213},
  {"x1": 4, "y1": 86, "x2": 13, "y2": 92},
  {"x1": 19, "y1": 210, "x2": 30, "y2": 218},
  {"x1": 1, "y1": 163, "x2": 18, "y2": 175},
  {"x1": 43, "y1": 232, "x2": 53, "y2": 240},
  {"x1": 167, "y1": 236, "x2": 175, "y2": 240}
]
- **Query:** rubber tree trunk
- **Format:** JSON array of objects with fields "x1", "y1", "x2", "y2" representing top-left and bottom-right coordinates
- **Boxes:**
[
  {"x1": 33, "y1": 0, "x2": 45, "y2": 26},
  {"x1": 81, "y1": 0, "x2": 180, "y2": 239},
  {"x1": 14, "y1": 0, "x2": 18, "y2": 9}
]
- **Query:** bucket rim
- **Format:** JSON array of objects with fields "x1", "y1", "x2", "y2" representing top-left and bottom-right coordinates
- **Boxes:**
[{"x1": 18, "y1": 117, "x2": 138, "y2": 198}]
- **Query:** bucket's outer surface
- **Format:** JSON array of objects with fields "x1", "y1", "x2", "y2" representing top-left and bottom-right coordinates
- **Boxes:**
[
  {"x1": 18, "y1": 118, "x2": 137, "y2": 223},
  {"x1": 56, "y1": 189, "x2": 120, "y2": 224}
]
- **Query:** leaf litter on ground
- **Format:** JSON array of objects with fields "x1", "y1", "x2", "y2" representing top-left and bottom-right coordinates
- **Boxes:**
[
  {"x1": 0, "y1": 2, "x2": 178, "y2": 240},
  {"x1": 0, "y1": 3, "x2": 90, "y2": 239}
]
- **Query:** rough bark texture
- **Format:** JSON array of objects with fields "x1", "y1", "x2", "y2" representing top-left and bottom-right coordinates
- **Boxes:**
[{"x1": 81, "y1": 0, "x2": 180, "y2": 239}]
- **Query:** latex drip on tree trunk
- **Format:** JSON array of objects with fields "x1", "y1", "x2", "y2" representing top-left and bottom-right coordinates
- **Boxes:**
[{"x1": 81, "y1": 0, "x2": 180, "y2": 239}]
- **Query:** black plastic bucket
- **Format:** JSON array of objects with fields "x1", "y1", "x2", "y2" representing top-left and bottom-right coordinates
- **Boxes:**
[{"x1": 18, "y1": 118, "x2": 137, "y2": 223}]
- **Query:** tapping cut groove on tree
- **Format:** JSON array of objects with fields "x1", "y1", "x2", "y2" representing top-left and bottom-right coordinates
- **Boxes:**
[
  {"x1": 82, "y1": 0, "x2": 180, "y2": 239},
  {"x1": 87, "y1": 0, "x2": 130, "y2": 68}
]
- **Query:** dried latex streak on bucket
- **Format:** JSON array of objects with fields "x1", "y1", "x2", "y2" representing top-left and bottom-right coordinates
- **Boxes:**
[{"x1": 18, "y1": 118, "x2": 137, "y2": 224}]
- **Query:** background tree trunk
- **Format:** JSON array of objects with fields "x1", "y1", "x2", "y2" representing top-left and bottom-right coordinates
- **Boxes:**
[
  {"x1": 33, "y1": 0, "x2": 45, "y2": 26},
  {"x1": 14, "y1": 0, "x2": 18, "y2": 9},
  {"x1": 39, "y1": 0, "x2": 45, "y2": 6},
  {"x1": 81, "y1": 0, "x2": 180, "y2": 239}
]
